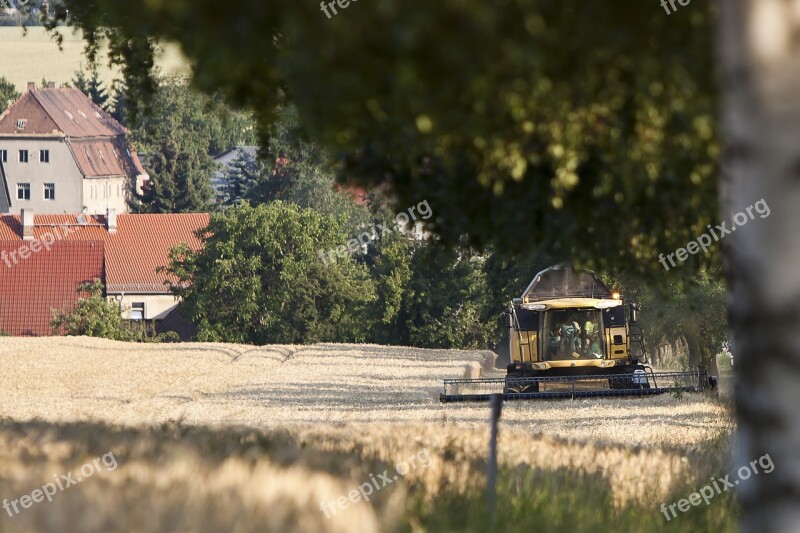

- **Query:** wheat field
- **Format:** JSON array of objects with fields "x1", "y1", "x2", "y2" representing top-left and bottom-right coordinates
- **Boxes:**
[
  {"x1": 0, "y1": 26, "x2": 190, "y2": 92},
  {"x1": 0, "y1": 337, "x2": 735, "y2": 532}
]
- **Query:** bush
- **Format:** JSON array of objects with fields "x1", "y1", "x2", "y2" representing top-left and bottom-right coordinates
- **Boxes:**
[{"x1": 51, "y1": 279, "x2": 166, "y2": 343}]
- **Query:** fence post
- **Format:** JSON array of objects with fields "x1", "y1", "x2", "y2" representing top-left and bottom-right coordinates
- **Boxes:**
[{"x1": 488, "y1": 393, "x2": 503, "y2": 527}]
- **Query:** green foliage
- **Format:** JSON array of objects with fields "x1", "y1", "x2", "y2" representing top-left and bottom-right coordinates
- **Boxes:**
[
  {"x1": 51, "y1": 279, "x2": 165, "y2": 342},
  {"x1": 164, "y1": 202, "x2": 376, "y2": 344},
  {"x1": 132, "y1": 134, "x2": 214, "y2": 213},
  {"x1": 0, "y1": 76, "x2": 20, "y2": 108},
  {"x1": 363, "y1": 233, "x2": 414, "y2": 345},
  {"x1": 672, "y1": 377, "x2": 686, "y2": 400},
  {"x1": 71, "y1": 69, "x2": 110, "y2": 110},
  {"x1": 608, "y1": 267, "x2": 727, "y2": 370},
  {"x1": 108, "y1": 79, "x2": 131, "y2": 126},
  {"x1": 53, "y1": 0, "x2": 718, "y2": 281},
  {"x1": 129, "y1": 77, "x2": 256, "y2": 156},
  {"x1": 411, "y1": 437, "x2": 737, "y2": 532},
  {"x1": 246, "y1": 107, "x2": 368, "y2": 225},
  {"x1": 127, "y1": 77, "x2": 259, "y2": 213},
  {"x1": 402, "y1": 243, "x2": 494, "y2": 349},
  {"x1": 220, "y1": 150, "x2": 259, "y2": 207}
]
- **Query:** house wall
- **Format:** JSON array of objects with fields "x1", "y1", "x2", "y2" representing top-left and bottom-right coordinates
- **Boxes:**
[
  {"x1": 82, "y1": 176, "x2": 129, "y2": 215},
  {"x1": 0, "y1": 137, "x2": 84, "y2": 214},
  {"x1": 108, "y1": 293, "x2": 180, "y2": 321}
]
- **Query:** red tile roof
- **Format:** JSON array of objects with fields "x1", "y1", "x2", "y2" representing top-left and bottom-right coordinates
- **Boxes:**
[
  {"x1": 0, "y1": 241, "x2": 104, "y2": 336},
  {"x1": 0, "y1": 88, "x2": 127, "y2": 137},
  {"x1": 105, "y1": 214, "x2": 208, "y2": 293},
  {"x1": 0, "y1": 213, "x2": 209, "y2": 293},
  {"x1": 68, "y1": 138, "x2": 145, "y2": 178}
]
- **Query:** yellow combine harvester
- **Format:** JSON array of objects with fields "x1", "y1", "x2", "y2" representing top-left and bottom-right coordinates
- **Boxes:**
[{"x1": 440, "y1": 265, "x2": 716, "y2": 402}]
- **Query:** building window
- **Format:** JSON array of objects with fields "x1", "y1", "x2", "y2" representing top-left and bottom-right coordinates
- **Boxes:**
[
  {"x1": 130, "y1": 302, "x2": 145, "y2": 320},
  {"x1": 16, "y1": 119, "x2": 26, "y2": 130},
  {"x1": 0, "y1": 150, "x2": 6, "y2": 163},
  {"x1": 17, "y1": 183, "x2": 30, "y2": 200},
  {"x1": 44, "y1": 183, "x2": 55, "y2": 200},
  {"x1": 18, "y1": 150, "x2": 28, "y2": 163},
  {"x1": 40, "y1": 150, "x2": 49, "y2": 163}
]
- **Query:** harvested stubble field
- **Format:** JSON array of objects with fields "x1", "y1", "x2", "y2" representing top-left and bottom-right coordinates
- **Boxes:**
[{"x1": 0, "y1": 337, "x2": 735, "y2": 533}]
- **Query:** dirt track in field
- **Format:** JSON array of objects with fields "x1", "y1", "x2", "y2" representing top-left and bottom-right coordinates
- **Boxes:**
[{"x1": 0, "y1": 337, "x2": 731, "y2": 448}]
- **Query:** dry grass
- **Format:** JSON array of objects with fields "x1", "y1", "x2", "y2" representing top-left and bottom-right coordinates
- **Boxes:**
[
  {"x1": 0, "y1": 27, "x2": 190, "y2": 93},
  {"x1": 0, "y1": 336, "x2": 735, "y2": 532}
]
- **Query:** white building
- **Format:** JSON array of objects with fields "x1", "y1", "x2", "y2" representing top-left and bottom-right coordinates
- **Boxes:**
[{"x1": 0, "y1": 82, "x2": 148, "y2": 214}]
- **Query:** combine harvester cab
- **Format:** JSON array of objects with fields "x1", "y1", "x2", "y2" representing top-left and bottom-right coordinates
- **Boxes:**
[{"x1": 440, "y1": 265, "x2": 717, "y2": 402}]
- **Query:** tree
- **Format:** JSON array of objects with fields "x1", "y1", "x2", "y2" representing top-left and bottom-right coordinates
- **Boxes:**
[
  {"x1": 108, "y1": 79, "x2": 131, "y2": 126},
  {"x1": 130, "y1": 77, "x2": 256, "y2": 157},
  {"x1": 50, "y1": 1, "x2": 719, "y2": 279},
  {"x1": 164, "y1": 202, "x2": 376, "y2": 344},
  {"x1": 610, "y1": 268, "x2": 727, "y2": 374},
  {"x1": 221, "y1": 150, "x2": 259, "y2": 207},
  {"x1": 126, "y1": 77, "x2": 260, "y2": 213},
  {"x1": 716, "y1": 1, "x2": 800, "y2": 529},
  {"x1": 0, "y1": 76, "x2": 19, "y2": 108},
  {"x1": 128, "y1": 78, "x2": 249, "y2": 213},
  {"x1": 71, "y1": 69, "x2": 110, "y2": 110},
  {"x1": 51, "y1": 279, "x2": 165, "y2": 342},
  {"x1": 362, "y1": 233, "x2": 414, "y2": 346},
  {"x1": 246, "y1": 106, "x2": 369, "y2": 226},
  {"x1": 401, "y1": 242, "x2": 494, "y2": 350},
  {"x1": 132, "y1": 134, "x2": 214, "y2": 213}
]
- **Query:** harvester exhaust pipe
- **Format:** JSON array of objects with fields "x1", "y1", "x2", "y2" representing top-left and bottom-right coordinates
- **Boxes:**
[
  {"x1": 630, "y1": 302, "x2": 639, "y2": 324},
  {"x1": 509, "y1": 299, "x2": 526, "y2": 364},
  {"x1": 504, "y1": 307, "x2": 515, "y2": 367}
]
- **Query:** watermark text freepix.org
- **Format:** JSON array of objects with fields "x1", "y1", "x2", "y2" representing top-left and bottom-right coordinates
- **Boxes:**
[
  {"x1": 1, "y1": 224, "x2": 78, "y2": 269},
  {"x1": 318, "y1": 200, "x2": 432, "y2": 266},
  {"x1": 661, "y1": 453, "x2": 774, "y2": 521},
  {"x1": 659, "y1": 198, "x2": 770, "y2": 271},
  {"x1": 320, "y1": 448, "x2": 431, "y2": 518},
  {"x1": 3, "y1": 452, "x2": 118, "y2": 517},
  {"x1": 320, "y1": 0, "x2": 358, "y2": 19},
  {"x1": 660, "y1": 0, "x2": 690, "y2": 16}
]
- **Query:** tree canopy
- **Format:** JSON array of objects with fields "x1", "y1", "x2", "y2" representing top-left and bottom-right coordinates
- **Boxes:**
[
  {"x1": 164, "y1": 201, "x2": 376, "y2": 344},
  {"x1": 52, "y1": 0, "x2": 719, "y2": 279},
  {"x1": 0, "y1": 76, "x2": 20, "y2": 108},
  {"x1": 127, "y1": 77, "x2": 258, "y2": 213}
]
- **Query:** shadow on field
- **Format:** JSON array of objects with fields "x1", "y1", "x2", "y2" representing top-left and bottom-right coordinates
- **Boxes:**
[
  {"x1": 0, "y1": 417, "x2": 737, "y2": 533},
  {"x1": 0, "y1": 419, "x2": 415, "y2": 533}
]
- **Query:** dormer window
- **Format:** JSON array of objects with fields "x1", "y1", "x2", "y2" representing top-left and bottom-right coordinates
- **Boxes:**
[{"x1": 16, "y1": 119, "x2": 26, "y2": 130}]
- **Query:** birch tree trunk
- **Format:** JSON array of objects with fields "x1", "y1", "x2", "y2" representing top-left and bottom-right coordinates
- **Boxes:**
[{"x1": 716, "y1": 0, "x2": 800, "y2": 529}]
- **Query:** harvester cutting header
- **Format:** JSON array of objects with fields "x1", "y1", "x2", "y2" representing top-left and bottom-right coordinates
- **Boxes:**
[{"x1": 440, "y1": 265, "x2": 716, "y2": 402}]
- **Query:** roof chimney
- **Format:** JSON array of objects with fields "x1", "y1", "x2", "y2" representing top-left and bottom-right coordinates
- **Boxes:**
[
  {"x1": 21, "y1": 209, "x2": 34, "y2": 241},
  {"x1": 26, "y1": 82, "x2": 36, "y2": 92},
  {"x1": 47, "y1": 81, "x2": 55, "y2": 89},
  {"x1": 106, "y1": 208, "x2": 117, "y2": 234}
]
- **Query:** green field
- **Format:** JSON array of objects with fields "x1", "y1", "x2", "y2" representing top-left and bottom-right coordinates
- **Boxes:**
[{"x1": 0, "y1": 26, "x2": 191, "y2": 93}]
